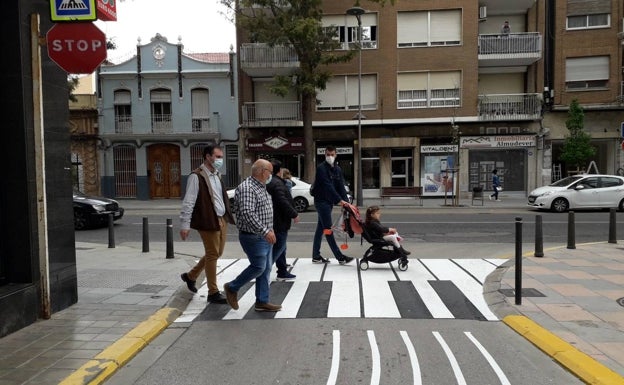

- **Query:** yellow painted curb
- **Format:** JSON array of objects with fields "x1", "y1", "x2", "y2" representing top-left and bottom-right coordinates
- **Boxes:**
[
  {"x1": 503, "y1": 315, "x2": 624, "y2": 385},
  {"x1": 58, "y1": 307, "x2": 179, "y2": 385}
]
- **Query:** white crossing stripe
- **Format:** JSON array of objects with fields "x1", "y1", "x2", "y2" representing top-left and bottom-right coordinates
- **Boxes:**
[
  {"x1": 361, "y1": 265, "x2": 401, "y2": 318},
  {"x1": 324, "y1": 262, "x2": 361, "y2": 318}
]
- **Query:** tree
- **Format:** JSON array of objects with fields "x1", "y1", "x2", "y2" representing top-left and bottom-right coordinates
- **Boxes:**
[
  {"x1": 220, "y1": 0, "x2": 390, "y2": 180},
  {"x1": 559, "y1": 99, "x2": 596, "y2": 171}
]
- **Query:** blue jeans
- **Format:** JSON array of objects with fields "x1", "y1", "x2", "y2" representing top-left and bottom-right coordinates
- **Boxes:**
[
  {"x1": 312, "y1": 201, "x2": 344, "y2": 259},
  {"x1": 272, "y1": 231, "x2": 288, "y2": 275},
  {"x1": 227, "y1": 233, "x2": 273, "y2": 304}
]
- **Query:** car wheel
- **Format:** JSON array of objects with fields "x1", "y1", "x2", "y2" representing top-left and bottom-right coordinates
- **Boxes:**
[
  {"x1": 74, "y1": 209, "x2": 89, "y2": 230},
  {"x1": 619, "y1": 199, "x2": 624, "y2": 212},
  {"x1": 551, "y1": 198, "x2": 569, "y2": 213},
  {"x1": 293, "y1": 197, "x2": 309, "y2": 213}
]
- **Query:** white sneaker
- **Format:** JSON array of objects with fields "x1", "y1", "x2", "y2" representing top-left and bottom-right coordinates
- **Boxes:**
[
  {"x1": 488, "y1": 195, "x2": 492, "y2": 200},
  {"x1": 495, "y1": 199, "x2": 502, "y2": 202}
]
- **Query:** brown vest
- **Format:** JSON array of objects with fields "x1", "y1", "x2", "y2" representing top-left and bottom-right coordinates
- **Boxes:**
[{"x1": 189, "y1": 169, "x2": 235, "y2": 231}]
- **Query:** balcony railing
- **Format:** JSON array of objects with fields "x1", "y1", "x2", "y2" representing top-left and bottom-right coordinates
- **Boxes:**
[
  {"x1": 478, "y1": 93, "x2": 542, "y2": 121},
  {"x1": 115, "y1": 115, "x2": 132, "y2": 134},
  {"x1": 240, "y1": 43, "x2": 299, "y2": 76},
  {"x1": 151, "y1": 114, "x2": 172, "y2": 133},
  {"x1": 242, "y1": 101, "x2": 301, "y2": 127},
  {"x1": 478, "y1": 32, "x2": 542, "y2": 66},
  {"x1": 192, "y1": 118, "x2": 218, "y2": 133}
]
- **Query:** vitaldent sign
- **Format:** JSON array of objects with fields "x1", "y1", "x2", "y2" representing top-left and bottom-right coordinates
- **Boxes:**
[
  {"x1": 421, "y1": 145, "x2": 458, "y2": 153},
  {"x1": 460, "y1": 135, "x2": 535, "y2": 149}
]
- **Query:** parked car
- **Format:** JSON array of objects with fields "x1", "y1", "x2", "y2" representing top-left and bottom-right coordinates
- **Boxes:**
[
  {"x1": 73, "y1": 190, "x2": 125, "y2": 230},
  {"x1": 527, "y1": 174, "x2": 624, "y2": 213},
  {"x1": 228, "y1": 176, "x2": 315, "y2": 213}
]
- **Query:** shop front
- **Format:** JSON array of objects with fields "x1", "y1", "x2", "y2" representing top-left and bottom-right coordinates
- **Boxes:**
[
  {"x1": 246, "y1": 135, "x2": 307, "y2": 180},
  {"x1": 420, "y1": 144, "x2": 458, "y2": 197}
]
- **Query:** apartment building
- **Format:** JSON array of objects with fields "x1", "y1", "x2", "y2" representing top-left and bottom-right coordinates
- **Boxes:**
[
  {"x1": 236, "y1": 0, "x2": 624, "y2": 198},
  {"x1": 97, "y1": 34, "x2": 240, "y2": 200}
]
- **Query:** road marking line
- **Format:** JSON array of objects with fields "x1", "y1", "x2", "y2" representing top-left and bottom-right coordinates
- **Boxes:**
[
  {"x1": 400, "y1": 331, "x2": 422, "y2": 385},
  {"x1": 465, "y1": 332, "x2": 511, "y2": 385},
  {"x1": 433, "y1": 331, "x2": 467, "y2": 385},
  {"x1": 326, "y1": 330, "x2": 340, "y2": 385},
  {"x1": 367, "y1": 330, "x2": 381, "y2": 385}
]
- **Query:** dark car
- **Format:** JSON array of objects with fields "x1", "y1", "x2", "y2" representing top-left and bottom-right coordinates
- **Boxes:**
[{"x1": 73, "y1": 190, "x2": 124, "y2": 230}]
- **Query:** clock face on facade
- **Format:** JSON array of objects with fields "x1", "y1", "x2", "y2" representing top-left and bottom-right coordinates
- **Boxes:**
[{"x1": 153, "y1": 45, "x2": 166, "y2": 60}]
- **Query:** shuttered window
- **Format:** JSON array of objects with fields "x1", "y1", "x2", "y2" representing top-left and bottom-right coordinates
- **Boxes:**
[
  {"x1": 397, "y1": 71, "x2": 461, "y2": 108},
  {"x1": 317, "y1": 74, "x2": 377, "y2": 111},
  {"x1": 567, "y1": 0, "x2": 610, "y2": 16},
  {"x1": 565, "y1": 56, "x2": 609, "y2": 89},
  {"x1": 397, "y1": 10, "x2": 461, "y2": 47}
]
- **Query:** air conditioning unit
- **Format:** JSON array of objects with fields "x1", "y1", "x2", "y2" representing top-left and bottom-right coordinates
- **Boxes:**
[{"x1": 479, "y1": 6, "x2": 487, "y2": 19}]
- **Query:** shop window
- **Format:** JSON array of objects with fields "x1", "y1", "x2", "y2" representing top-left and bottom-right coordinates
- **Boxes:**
[
  {"x1": 390, "y1": 148, "x2": 413, "y2": 187},
  {"x1": 362, "y1": 149, "x2": 380, "y2": 188}
]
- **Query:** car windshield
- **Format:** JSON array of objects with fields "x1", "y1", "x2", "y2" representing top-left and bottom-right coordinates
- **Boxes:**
[{"x1": 550, "y1": 176, "x2": 584, "y2": 187}]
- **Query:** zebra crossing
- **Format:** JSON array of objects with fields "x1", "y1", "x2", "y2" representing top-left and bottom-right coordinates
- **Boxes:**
[{"x1": 174, "y1": 258, "x2": 505, "y2": 323}]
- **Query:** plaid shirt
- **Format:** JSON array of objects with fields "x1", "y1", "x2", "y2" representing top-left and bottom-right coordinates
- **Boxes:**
[{"x1": 234, "y1": 176, "x2": 273, "y2": 236}]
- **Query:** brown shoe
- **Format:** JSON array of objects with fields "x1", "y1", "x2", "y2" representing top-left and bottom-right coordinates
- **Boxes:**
[
  {"x1": 254, "y1": 302, "x2": 282, "y2": 312},
  {"x1": 223, "y1": 283, "x2": 239, "y2": 310}
]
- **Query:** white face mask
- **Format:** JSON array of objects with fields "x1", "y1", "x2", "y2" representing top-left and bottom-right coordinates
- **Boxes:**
[
  {"x1": 325, "y1": 156, "x2": 336, "y2": 165},
  {"x1": 213, "y1": 158, "x2": 224, "y2": 169},
  {"x1": 265, "y1": 174, "x2": 272, "y2": 185}
]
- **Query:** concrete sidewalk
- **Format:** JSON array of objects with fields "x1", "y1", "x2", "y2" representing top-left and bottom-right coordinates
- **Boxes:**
[{"x1": 1, "y1": 196, "x2": 623, "y2": 384}]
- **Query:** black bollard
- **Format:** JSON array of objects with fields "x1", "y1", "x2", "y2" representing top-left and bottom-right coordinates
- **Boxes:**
[
  {"x1": 166, "y1": 218, "x2": 174, "y2": 259},
  {"x1": 567, "y1": 211, "x2": 576, "y2": 249},
  {"x1": 534, "y1": 214, "x2": 544, "y2": 257},
  {"x1": 142, "y1": 217, "x2": 150, "y2": 252},
  {"x1": 608, "y1": 208, "x2": 617, "y2": 244},
  {"x1": 515, "y1": 217, "x2": 522, "y2": 305},
  {"x1": 108, "y1": 213, "x2": 115, "y2": 249}
]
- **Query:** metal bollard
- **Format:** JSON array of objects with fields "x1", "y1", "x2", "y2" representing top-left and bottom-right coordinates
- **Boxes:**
[
  {"x1": 567, "y1": 211, "x2": 576, "y2": 249},
  {"x1": 534, "y1": 214, "x2": 544, "y2": 257},
  {"x1": 166, "y1": 218, "x2": 174, "y2": 259},
  {"x1": 515, "y1": 217, "x2": 522, "y2": 305},
  {"x1": 108, "y1": 213, "x2": 115, "y2": 248},
  {"x1": 142, "y1": 217, "x2": 150, "y2": 252},
  {"x1": 609, "y1": 208, "x2": 617, "y2": 244}
]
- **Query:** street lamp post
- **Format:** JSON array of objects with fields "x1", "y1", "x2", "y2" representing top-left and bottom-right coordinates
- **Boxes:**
[{"x1": 347, "y1": 6, "x2": 365, "y2": 207}]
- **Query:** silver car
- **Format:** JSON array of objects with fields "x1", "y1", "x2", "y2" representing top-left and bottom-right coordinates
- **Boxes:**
[{"x1": 528, "y1": 174, "x2": 624, "y2": 212}]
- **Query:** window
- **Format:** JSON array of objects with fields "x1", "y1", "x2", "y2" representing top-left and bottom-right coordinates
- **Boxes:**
[
  {"x1": 397, "y1": 10, "x2": 461, "y2": 47},
  {"x1": 322, "y1": 14, "x2": 378, "y2": 50},
  {"x1": 565, "y1": 56, "x2": 609, "y2": 90},
  {"x1": 113, "y1": 145, "x2": 137, "y2": 198},
  {"x1": 317, "y1": 74, "x2": 377, "y2": 111},
  {"x1": 567, "y1": 13, "x2": 610, "y2": 29},
  {"x1": 397, "y1": 71, "x2": 461, "y2": 108},
  {"x1": 150, "y1": 88, "x2": 172, "y2": 133},
  {"x1": 601, "y1": 177, "x2": 623, "y2": 188},
  {"x1": 362, "y1": 149, "x2": 380, "y2": 189},
  {"x1": 113, "y1": 90, "x2": 132, "y2": 134},
  {"x1": 191, "y1": 89, "x2": 210, "y2": 132}
]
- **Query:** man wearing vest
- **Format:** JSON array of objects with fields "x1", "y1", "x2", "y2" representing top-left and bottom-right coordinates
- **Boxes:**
[{"x1": 180, "y1": 144, "x2": 235, "y2": 304}]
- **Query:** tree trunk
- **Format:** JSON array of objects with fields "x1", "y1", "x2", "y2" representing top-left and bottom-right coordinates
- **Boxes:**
[{"x1": 302, "y1": 92, "x2": 315, "y2": 183}]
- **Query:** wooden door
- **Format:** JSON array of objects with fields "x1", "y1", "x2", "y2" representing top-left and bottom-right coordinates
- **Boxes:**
[{"x1": 147, "y1": 144, "x2": 181, "y2": 198}]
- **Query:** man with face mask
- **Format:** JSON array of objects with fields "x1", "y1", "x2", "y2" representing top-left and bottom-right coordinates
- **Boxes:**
[
  {"x1": 179, "y1": 144, "x2": 235, "y2": 304},
  {"x1": 311, "y1": 145, "x2": 354, "y2": 264}
]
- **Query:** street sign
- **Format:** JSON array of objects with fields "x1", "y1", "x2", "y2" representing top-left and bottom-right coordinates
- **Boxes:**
[
  {"x1": 50, "y1": 0, "x2": 97, "y2": 21},
  {"x1": 46, "y1": 23, "x2": 107, "y2": 74},
  {"x1": 96, "y1": 0, "x2": 117, "y2": 21}
]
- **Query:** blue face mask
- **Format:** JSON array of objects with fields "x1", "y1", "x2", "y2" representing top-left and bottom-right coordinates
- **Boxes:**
[
  {"x1": 265, "y1": 174, "x2": 272, "y2": 185},
  {"x1": 213, "y1": 158, "x2": 224, "y2": 169}
]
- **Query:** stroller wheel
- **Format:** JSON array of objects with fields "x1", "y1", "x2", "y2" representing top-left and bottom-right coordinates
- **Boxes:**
[
  {"x1": 398, "y1": 261, "x2": 408, "y2": 271},
  {"x1": 360, "y1": 260, "x2": 369, "y2": 271}
]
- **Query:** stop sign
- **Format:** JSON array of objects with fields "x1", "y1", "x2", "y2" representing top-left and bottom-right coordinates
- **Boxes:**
[{"x1": 46, "y1": 23, "x2": 107, "y2": 74}]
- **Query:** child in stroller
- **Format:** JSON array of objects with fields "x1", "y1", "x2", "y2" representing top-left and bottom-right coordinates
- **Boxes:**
[{"x1": 341, "y1": 203, "x2": 409, "y2": 271}]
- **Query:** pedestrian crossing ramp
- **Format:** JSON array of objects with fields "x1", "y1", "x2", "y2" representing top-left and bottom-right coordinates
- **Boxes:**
[{"x1": 175, "y1": 258, "x2": 505, "y2": 323}]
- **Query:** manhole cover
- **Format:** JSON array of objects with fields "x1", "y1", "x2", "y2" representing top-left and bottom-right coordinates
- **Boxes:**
[
  {"x1": 617, "y1": 297, "x2": 624, "y2": 307},
  {"x1": 499, "y1": 288, "x2": 546, "y2": 298}
]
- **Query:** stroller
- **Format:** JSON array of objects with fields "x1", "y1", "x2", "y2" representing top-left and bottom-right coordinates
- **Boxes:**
[{"x1": 341, "y1": 203, "x2": 409, "y2": 271}]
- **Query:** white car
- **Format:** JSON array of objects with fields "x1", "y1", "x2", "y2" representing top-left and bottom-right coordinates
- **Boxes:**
[
  {"x1": 227, "y1": 176, "x2": 315, "y2": 213},
  {"x1": 528, "y1": 174, "x2": 624, "y2": 213}
]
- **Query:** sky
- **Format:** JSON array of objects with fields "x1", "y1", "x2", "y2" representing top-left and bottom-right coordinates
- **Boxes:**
[{"x1": 95, "y1": 0, "x2": 236, "y2": 62}]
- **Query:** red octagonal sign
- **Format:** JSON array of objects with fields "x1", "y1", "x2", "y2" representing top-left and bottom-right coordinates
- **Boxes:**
[{"x1": 47, "y1": 23, "x2": 107, "y2": 74}]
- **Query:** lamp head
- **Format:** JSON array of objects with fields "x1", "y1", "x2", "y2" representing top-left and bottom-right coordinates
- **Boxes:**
[{"x1": 346, "y1": 6, "x2": 365, "y2": 17}]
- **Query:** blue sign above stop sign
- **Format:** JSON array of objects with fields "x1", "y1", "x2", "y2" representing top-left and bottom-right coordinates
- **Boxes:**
[{"x1": 46, "y1": 23, "x2": 107, "y2": 74}]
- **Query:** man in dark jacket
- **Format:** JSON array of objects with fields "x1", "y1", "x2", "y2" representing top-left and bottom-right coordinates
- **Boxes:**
[
  {"x1": 266, "y1": 159, "x2": 299, "y2": 280},
  {"x1": 179, "y1": 144, "x2": 235, "y2": 304},
  {"x1": 311, "y1": 145, "x2": 353, "y2": 264}
]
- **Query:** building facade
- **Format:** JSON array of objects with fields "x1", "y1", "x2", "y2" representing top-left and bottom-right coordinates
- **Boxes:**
[
  {"x1": 70, "y1": 94, "x2": 100, "y2": 196},
  {"x1": 235, "y1": 0, "x2": 624, "y2": 199},
  {"x1": 97, "y1": 34, "x2": 240, "y2": 200}
]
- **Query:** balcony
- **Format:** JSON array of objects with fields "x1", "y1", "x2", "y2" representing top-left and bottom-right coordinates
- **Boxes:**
[
  {"x1": 192, "y1": 118, "x2": 218, "y2": 133},
  {"x1": 242, "y1": 101, "x2": 301, "y2": 127},
  {"x1": 239, "y1": 43, "x2": 299, "y2": 77},
  {"x1": 478, "y1": 93, "x2": 542, "y2": 121},
  {"x1": 115, "y1": 115, "x2": 132, "y2": 134},
  {"x1": 478, "y1": 32, "x2": 542, "y2": 67},
  {"x1": 151, "y1": 114, "x2": 172, "y2": 133}
]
